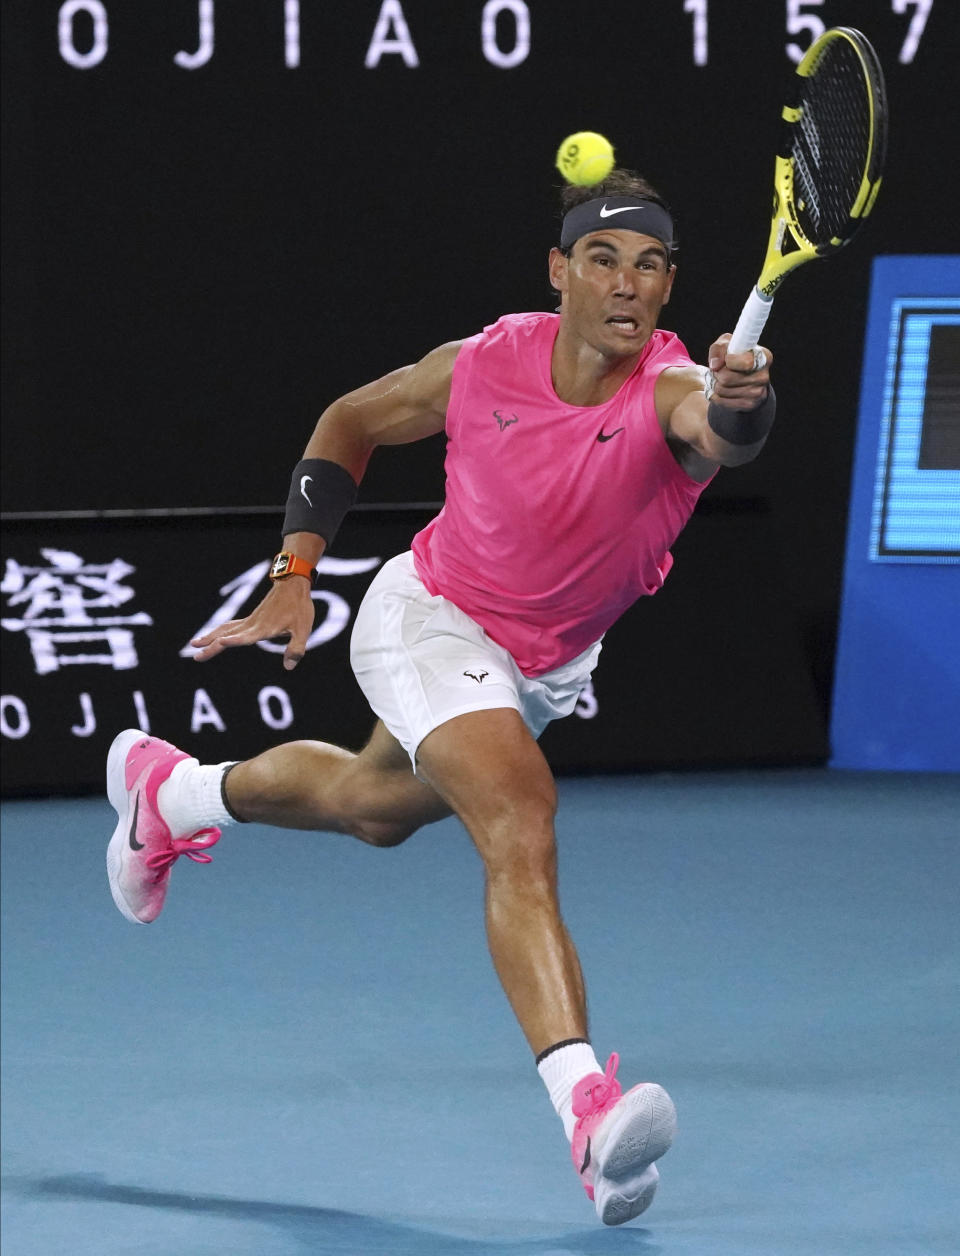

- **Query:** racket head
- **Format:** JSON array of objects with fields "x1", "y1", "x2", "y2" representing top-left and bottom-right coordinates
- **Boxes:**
[{"x1": 759, "y1": 27, "x2": 888, "y2": 297}]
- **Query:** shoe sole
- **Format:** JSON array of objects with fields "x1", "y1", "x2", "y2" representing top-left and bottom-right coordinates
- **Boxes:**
[
  {"x1": 593, "y1": 1083, "x2": 676, "y2": 1226},
  {"x1": 595, "y1": 1162, "x2": 659, "y2": 1226},
  {"x1": 105, "y1": 729, "x2": 150, "y2": 925}
]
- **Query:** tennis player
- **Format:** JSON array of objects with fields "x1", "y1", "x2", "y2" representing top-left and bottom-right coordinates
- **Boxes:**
[{"x1": 105, "y1": 170, "x2": 774, "y2": 1226}]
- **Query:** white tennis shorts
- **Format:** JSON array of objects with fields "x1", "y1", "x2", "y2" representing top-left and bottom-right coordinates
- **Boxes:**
[{"x1": 350, "y1": 551, "x2": 601, "y2": 771}]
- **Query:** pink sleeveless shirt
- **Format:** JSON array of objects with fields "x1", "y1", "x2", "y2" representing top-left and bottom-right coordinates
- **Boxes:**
[{"x1": 411, "y1": 311, "x2": 712, "y2": 677}]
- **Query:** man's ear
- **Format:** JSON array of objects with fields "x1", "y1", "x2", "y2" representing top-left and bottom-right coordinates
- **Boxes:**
[
  {"x1": 548, "y1": 246, "x2": 569, "y2": 295},
  {"x1": 661, "y1": 263, "x2": 677, "y2": 306}
]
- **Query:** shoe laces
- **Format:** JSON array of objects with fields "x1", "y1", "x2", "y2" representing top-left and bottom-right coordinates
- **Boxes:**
[
  {"x1": 572, "y1": 1052, "x2": 623, "y2": 1119},
  {"x1": 146, "y1": 828, "x2": 221, "y2": 873}
]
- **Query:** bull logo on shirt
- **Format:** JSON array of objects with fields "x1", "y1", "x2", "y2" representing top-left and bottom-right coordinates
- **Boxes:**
[
  {"x1": 493, "y1": 410, "x2": 519, "y2": 432},
  {"x1": 463, "y1": 670, "x2": 489, "y2": 684}
]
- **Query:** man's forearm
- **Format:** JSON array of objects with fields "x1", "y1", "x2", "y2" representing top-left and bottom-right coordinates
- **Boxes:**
[
  {"x1": 282, "y1": 455, "x2": 358, "y2": 553},
  {"x1": 278, "y1": 401, "x2": 374, "y2": 555},
  {"x1": 302, "y1": 398, "x2": 376, "y2": 483}
]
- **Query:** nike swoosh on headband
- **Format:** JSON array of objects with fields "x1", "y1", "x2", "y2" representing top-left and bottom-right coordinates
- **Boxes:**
[
  {"x1": 598, "y1": 204, "x2": 646, "y2": 218},
  {"x1": 300, "y1": 475, "x2": 314, "y2": 506}
]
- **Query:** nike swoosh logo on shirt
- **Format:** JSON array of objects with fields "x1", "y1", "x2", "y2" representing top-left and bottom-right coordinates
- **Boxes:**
[
  {"x1": 598, "y1": 204, "x2": 645, "y2": 218},
  {"x1": 300, "y1": 475, "x2": 314, "y2": 505},
  {"x1": 597, "y1": 427, "x2": 625, "y2": 442},
  {"x1": 128, "y1": 793, "x2": 145, "y2": 850}
]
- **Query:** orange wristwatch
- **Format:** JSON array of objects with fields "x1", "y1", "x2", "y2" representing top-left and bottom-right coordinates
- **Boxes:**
[{"x1": 269, "y1": 551, "x2": 315, "y2": 582}]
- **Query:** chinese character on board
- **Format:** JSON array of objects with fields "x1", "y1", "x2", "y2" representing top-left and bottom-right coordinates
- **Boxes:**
[{"x1": 1, "y1": 549, "x2": 153, "y2": 675}]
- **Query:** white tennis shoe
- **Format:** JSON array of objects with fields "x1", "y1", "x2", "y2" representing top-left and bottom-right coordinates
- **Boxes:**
[{"x1": 106, "y1": 729, "x2": 219, "y2": 924}]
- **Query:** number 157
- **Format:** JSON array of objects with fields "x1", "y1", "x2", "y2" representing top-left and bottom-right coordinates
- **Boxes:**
[{"x1": 682, "y1": 0, "x2": 933, "y2": 66}]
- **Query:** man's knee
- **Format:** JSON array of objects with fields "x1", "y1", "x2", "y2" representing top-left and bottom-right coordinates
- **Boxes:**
[
  {"x1": 472, "y1": 793, "x2": 559, "y2": 885},
  {"x1": 337, "y1": 747, "x2": 447, "y2": 847},
  {"x1": 351, "y1": 816, "x2": 418, "y2": 848}
]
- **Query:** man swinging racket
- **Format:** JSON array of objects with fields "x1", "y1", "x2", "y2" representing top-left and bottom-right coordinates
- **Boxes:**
[{"x1": 105, "y1": 170, "x2": 774, "y2": 1225}]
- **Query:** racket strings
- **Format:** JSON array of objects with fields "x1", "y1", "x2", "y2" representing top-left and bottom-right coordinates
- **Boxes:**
[{"x1": 791, "y1": 42, "x2": 873, "y2": 245}]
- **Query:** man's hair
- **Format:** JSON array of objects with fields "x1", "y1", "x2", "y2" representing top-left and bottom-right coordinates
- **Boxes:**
[
  {"x1": 559, "y1": 168, "x2": 668, "y2": 215},
  {"x1": 558, "y1": 168, "x2": 677, "y2": 259}
]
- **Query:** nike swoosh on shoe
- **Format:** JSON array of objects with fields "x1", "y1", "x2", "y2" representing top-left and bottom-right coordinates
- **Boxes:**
[{"x1": 128, "y1": 793, "x2": 145, "y2": 850}]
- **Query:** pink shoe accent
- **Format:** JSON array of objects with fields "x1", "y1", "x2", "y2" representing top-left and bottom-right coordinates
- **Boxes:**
[
  {"x1": 570, "y1": 1053, "x2": 624, "y2": 1201},
  {"x1": 124, "y1": 735, "x2": 189, "y2": 794},
  {"x1": 146, "y1": 831, "x2": 220, "y2": 874},
  {"x1": 106, "y1": 731, "x2": 220, "y2": 924}
]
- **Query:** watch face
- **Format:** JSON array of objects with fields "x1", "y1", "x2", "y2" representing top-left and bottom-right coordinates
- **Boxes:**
[{"x1": 271, "y1": 554, "x2": 290, "y2": 578}]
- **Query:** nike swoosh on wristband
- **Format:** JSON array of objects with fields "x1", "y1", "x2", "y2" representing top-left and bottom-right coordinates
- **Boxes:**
[
  {"x1": 128, "y1": 793, "x2": 144, "y2": 850},
  {"x1": 598, "y1": 204, "x2": 645, "y2": 218},
  {"x1": 300, "y1": 475, "x2": 314, "y2": 506}
]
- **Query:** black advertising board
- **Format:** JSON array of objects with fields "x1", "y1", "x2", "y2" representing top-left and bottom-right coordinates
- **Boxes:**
[
  {"x1": 1, "y1": 506, "x2": 826, "y2": 795},
  {"x1": 3, "y1": 2, "x2": 956, "y2": 790},
  {"x1": 3, "y1": 1, "x2": 957, "y2": 515}
]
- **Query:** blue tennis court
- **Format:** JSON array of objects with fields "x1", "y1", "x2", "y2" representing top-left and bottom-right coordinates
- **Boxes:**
[{"x1": 2, "y1": 768, "x2": 957, "y2": 1255}]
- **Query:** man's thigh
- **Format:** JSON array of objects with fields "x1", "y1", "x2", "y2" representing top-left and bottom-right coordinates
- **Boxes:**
[{"x1": 416, "y1": 708, "x2": 557, "y2": 864}]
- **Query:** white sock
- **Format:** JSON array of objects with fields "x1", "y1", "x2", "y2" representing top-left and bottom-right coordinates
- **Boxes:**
[
  {"x1": 156, "y1": 759, "x2": 239, "y2": 837},
  {"x1": 537, "y1": 1040, "x2": 603, "y2": 1141}
]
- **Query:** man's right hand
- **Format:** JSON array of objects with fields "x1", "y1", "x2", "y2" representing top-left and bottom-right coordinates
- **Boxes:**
[{"x1": 191, "y1": 577, "x2": 316, "y2": 671}]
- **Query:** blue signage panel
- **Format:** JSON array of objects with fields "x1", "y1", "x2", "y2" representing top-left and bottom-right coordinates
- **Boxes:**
[
  {"x1": 871, "y1": 301, "x2": 960, "y2": 559},
  {"x1": 831, "y1": 256, "x2": 960, "y2": 770}
]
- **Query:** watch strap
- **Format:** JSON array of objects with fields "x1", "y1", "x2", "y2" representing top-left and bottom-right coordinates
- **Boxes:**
[{"x1": 269, "y1": 551, "x2": 315, "y2": 582}]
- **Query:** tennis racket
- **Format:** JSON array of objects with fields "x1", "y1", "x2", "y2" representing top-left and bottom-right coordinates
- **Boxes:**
[{"x1": 727, "y1": 26, "x2": 888, "y2": 356}]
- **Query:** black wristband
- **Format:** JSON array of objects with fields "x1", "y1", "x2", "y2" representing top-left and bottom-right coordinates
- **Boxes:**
[
  {"x1": 282, "y1": 458, "x2": 358, "y2": 546},
  {"x1": 706, "y1": 385, "x2": 776, "y2": 447}
]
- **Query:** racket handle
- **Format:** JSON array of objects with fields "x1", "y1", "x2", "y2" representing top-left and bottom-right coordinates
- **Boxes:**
[{"x1": 728, "y1": 287, "x2": 774, "y2": 355}]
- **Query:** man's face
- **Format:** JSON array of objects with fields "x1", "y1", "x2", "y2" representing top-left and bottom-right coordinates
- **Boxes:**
[{"x1": 549, "y1": 229, "x2": 676, "y2": 355}]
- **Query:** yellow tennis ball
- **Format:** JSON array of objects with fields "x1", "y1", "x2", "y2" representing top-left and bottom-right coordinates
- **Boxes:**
[{"x1": 555, "y1": 132, "x2": 615, "y2": 186}]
